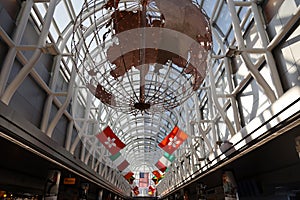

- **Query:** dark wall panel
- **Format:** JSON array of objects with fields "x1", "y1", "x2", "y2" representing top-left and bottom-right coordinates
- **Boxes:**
[
  {"x1": 0, "y1": 3, "x2": 15, "y2": 69},
  {"x1": 0, "y1": 0, "x2": 20, "y2": 21},
  {"x1": 53, "y1": 113, "x2": 68, "y2": 147},
  {"x1": 9, "y1": 73, "x2": 47, "y2": 127}
]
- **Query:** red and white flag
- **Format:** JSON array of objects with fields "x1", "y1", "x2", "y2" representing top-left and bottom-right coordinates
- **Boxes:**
[
  {"x1": 96, "y1": 126, "x2": 126, "y2": 155},
  {"x1": 117, "y1": 160, "x2": 130, "y2": 172},
  {"x1": 158, "y1": 126, "x2": 188, "y2": 154}
]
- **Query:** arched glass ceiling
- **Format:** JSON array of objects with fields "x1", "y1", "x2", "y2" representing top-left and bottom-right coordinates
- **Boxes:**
[
  {"x1": 31, "y1": 0, "x2": 235, "y2": 173},
  {"x1": 52, "y1": 0, "x2": 216, "y2": 175},
  {"x1": 28, "y1": 0, "x2": 266, "y2": 195}
]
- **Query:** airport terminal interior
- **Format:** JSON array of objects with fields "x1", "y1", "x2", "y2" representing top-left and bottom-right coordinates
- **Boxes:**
[{"x1": 0, "y1": 0, "x2": 299, "y2": 199}]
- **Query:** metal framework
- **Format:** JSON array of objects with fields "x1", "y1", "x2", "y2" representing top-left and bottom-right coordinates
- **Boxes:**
[{"x1": 0, "y1": 0, "x2": 299, "y2": 197}]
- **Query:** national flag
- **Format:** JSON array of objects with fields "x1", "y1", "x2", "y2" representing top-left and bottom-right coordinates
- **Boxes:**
[
  {"x1": 155, "y1": 152, "x2": 176, "y2": 173},
  {"x1": 127, "y1": 175, "x2": 135, "y2": 184},
  {"x1": 152, "y1": 176, "x2": 163, "y2": 185},
  {"x1": 155, "y1": 159, "x2": 168, "y2": 173},
  {"x1": 152, "y1": 170, "x2": 162, "y2": 179},
  {"x1": 158, "y1": 126, "x2": 188, "y2": 154},
  {"x1": 124, "y1": 172, "x2": 135, "y2": 184},
  {"x1": 133, "y1": 186, "x2": 139, "y2": 195},
  {"x1": 117, "y1": 160, "x2": 130, "y2": 172},
  {"x1": 152, "y1": 170, "x2": 164, "y2": 185},
  {"x1": 96, "y1": 126, "x2": 126, "y2": 155},
  {"x1": 152, "y1": 176, "x2": 158, "y2": 185},
  {"x1": 148, "y1": 185, "x2": 155, "y2": 196},
  {"x1": 109, "y1": 152, "x2": 130, "y2": 172},
  {"x1": 139, "y1": 172, "x2": 149, "y2": 187},
  {"x1": 124, "y1": 171, "x2": 134, "y2": 180}
]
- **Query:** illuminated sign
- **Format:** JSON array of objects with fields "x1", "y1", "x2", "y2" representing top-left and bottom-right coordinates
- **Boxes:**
[{"x1": 63, "y1": 178, "x2": 76, "y2": 185}]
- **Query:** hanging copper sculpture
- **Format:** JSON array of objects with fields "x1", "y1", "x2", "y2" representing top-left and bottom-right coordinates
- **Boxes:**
[{"x1": 72, "y1": 0, "x2": 212, "y2": 114}]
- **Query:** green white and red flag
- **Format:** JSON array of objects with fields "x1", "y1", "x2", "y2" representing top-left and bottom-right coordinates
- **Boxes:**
[
  {"x1": 155, "y1": 152, "x2": 176, "y2": 172},
  {"x1": 109, "y1": 152, "x2": 130, "y2": 172}
]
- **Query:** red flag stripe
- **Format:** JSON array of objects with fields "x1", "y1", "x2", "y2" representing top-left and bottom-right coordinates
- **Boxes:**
[
  {"x1": 117, "y1": 160, "x2": 129, "y2": 171},
  {"x1": 155, "y1": 160, "x2": 167, "y2": 173}
]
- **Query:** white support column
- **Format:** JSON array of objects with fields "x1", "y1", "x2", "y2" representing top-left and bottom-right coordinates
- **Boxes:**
[
  {"x1": 226, "y1": 0, "x2": 277, "y2": 103},
  {"x1": 193, "y1": 95, "x2": 214, "y2": 153},
  {"x1": 209, "y1": 65, "x2": 236, "y2": 137},
  {"x1": 179, "y1": 162, "x2": 185, "y2": 182},
  {"x1": 1, "y1": 0, "x2": 59, "y2": 104},
  {"x1": 170, "y1": 171, "x2": 176, "y2": 190},
  {"x1": 183, "y1": 100, "x2": 193, "y2": 176},
  {"x1": 190, "y1": 145, "x2": 199, "y2": 173},
  {"x1": 77, "y1": 92, "x2": 95, "y2": 164},
  {"x1": 46, "y1": 64, "x2": 76, "y2": 137},
  {"x1": 85, "y1": 139, "x2": 98, "y2": 165},
  {"x1": 40, "y1": 7, "x2": 78, "y2": 133},
  {"x1": 65, "y1": 120, "x2": 74, "y2": 151},
  {"x1": 0, "y1": 0, "x2": 34, "y2": 96},
  {"x1": 108, "y1": 168, "x2": 115, "y2": 184},
  {"x1": 102, "y1": 165, "x2": 108, "y2": 179},
  {"x1": 212, "y1": 28, "x2": 242, "y2": 132},
  {"x1": 40, "y1": 55, "x2": 62, "y2": 132},
  {"x1": 251, "y1": 2, "x2": 284, "y2": 98},
  {"x1": 70, "y1": 135, "x2": 81, "y2": 155},
  {"x1": 207, "y1": 85, "x2": 218, "y2": 150},
  {"x1": 184, "y1": 156, "x2": 190, "y2": 178},
  {"x1": 98, "y1": 162, "x2": 104, "y2": 176},
  {"x1": 80, "y1": 137, "x2": 86, "y2": 162},
  {"x1": 91, "y1": 149, "x2": 95, "y2": 169},
  {"x1": 94, "y1": 156, "x2": 101, "y2": 171}
]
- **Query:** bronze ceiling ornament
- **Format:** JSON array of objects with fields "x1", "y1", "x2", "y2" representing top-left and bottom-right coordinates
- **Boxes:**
[{"x1": 72, "y1": 0, "x2": 212, "y2": 114}]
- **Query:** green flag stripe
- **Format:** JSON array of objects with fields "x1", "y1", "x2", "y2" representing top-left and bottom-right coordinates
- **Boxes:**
[
  {"x1": 110, "y1": 152, "x2": 121, "y2": 161},
  {"x1": 164, "y1": 152, "x2": 176, "y2": 162}
]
